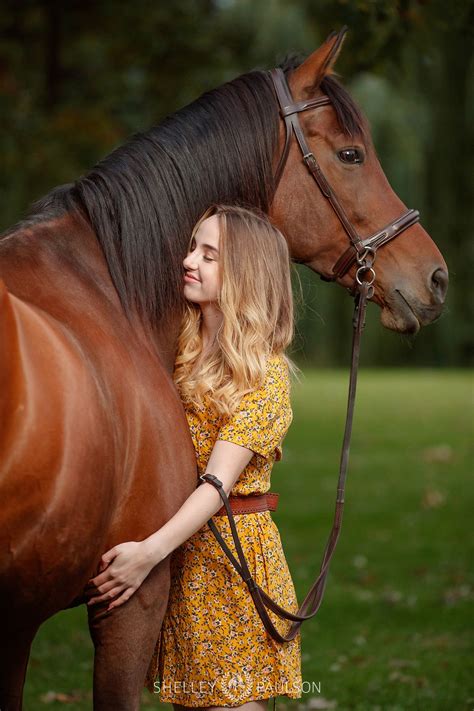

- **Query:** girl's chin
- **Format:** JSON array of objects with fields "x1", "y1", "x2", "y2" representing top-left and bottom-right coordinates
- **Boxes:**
[
  {"x1": 183, "y1": 295, "x2": 220, "y2": 310},
  {"x1": 184, "y1": 293, "x2": 204, "y2": 304}
]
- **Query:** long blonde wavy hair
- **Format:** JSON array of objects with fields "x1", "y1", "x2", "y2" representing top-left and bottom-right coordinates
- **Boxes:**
[{"x1": 173, "y1": 204, "x2": 299, "y2": 416}]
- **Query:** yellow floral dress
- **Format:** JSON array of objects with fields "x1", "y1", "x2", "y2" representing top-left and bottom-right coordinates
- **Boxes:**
[{"x1": 144, "y1": 354, "x2": 302, "y2": 706}]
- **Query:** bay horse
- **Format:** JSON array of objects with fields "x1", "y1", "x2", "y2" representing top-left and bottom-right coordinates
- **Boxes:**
[{"x1": 0, "y1": 30, "x2": 448, "y2": 710}]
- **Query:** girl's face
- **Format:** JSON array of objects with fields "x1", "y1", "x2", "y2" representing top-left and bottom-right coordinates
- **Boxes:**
[{"x1": 183, "y1": 215, "x2": 222, "y2": 305}]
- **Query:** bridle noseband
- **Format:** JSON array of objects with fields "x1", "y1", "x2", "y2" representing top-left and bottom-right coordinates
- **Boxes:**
[
  {"x1": 199, "y1": 68, "x2": 422, "y2": 644},
  {"x1": 269, "y1": 67, "x2": 420, "y2": 292}
]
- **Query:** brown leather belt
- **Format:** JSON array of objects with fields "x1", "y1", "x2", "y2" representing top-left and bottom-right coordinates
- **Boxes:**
[{"x1": 214, "y1": 492, "x2": 279, "y2": 516}]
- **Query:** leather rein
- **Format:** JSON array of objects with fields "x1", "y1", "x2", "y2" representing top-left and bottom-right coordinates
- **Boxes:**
[{"x1": 198, "y1": 68, "x2": 420, "y2": 643}]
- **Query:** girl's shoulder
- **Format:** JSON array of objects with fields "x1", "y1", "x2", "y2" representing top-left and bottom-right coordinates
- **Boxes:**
[
  {"x1": 266, "y1": 352, "x2": 291, "y2": 385},
  {"x1": 216, "y1": 353, "x2": 293, "y2": 458},
  {"x1": 241, "y1": 352, "x2": 290, "y2": 408}
]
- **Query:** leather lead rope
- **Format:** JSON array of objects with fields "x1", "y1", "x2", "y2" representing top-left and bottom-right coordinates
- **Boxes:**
[
  {"x1": 199, "y1": 280, "x2": 372, "y2": 643},
  {"x1": 197, "y1": 66, "x2": 420, "y2": 642}
]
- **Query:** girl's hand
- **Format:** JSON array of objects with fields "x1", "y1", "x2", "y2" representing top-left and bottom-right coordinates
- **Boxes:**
[{"x1": 85, "y1": 541, "x2": 154, "y2": 611}]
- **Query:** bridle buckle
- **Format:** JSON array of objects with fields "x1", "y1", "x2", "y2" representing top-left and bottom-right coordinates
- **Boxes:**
[{"x1": 356, "y1": 246, "x2": 376, "y2": 268}]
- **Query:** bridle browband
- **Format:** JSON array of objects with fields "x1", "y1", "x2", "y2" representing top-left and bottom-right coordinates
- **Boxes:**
[{"x1": 198, "y1": 68, "x2": 421, "y2": 643}]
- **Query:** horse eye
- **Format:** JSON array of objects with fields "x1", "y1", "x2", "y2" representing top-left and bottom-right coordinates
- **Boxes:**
[{"x1": 338, "y1": 148, "x2": 363, "y2": 164}]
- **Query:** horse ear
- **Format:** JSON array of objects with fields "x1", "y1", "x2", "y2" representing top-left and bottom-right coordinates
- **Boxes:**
[{"x1": 291, "y1": 27, "x2": 348, "y2": 97}]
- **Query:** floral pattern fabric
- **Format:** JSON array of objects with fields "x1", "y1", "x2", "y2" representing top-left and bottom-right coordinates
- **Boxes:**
[{"x1": 144, "y1": 355, "x2": 302, "y2": 706}]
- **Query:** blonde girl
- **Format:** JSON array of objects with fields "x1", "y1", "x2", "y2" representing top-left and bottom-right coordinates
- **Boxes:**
[{"x1": 88, "y1": 204, "x2": 302, "y2": 710}]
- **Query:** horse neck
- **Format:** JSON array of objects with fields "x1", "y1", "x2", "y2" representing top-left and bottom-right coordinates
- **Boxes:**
[{"x1": 0, "y1": 211, "x2": 182, "y2": 374}]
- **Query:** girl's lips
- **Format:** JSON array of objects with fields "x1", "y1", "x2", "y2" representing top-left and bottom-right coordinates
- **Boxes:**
[{"x1": 184, "y1": 273, "x2": 200, "y2": 283}]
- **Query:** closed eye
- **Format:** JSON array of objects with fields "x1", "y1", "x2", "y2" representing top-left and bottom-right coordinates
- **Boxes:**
[{"x1": 337, "y1": 148, "x2": 364, "y2": 165}]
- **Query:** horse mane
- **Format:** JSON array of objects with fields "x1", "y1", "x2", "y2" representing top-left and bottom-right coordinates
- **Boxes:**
[{"x1": 2, "y1": 55, "x2": 365, "y2": 330}]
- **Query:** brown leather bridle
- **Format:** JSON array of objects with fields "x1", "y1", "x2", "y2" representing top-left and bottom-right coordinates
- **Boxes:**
[
  {"x1": 199, "y1": 68, "x2": 421, "y2": 643},
  {"x1": 270, "y1": 67, "x2": 420, "y2": 287}
]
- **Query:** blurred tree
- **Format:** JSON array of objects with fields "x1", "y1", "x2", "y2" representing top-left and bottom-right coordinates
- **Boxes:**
[{"x1": 0, "y1": 0, "x2": 222, "y2": 224}]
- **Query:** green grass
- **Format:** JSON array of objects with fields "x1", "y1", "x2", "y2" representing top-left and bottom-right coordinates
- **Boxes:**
[{"x1": 23, "y1": 370, "x2": 473, "y2": 710}]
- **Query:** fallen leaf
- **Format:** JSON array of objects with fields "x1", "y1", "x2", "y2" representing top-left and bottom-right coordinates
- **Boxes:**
[
  {"x1": 352, "y1": 554, "x2": 367, "y2": 569},
  {"x1": 421, "y1": 444, "x2": 453, "y2": 462},
  {"x1": 39, "y1": 689, "x2": 86, "y2": 703},
  {"x1": 381, "y1": 588, "x2": 403, "y2": 604},
  {"x1": 421, "y1": 487, "x2": 446, "y2": 509},
  {"x1": 388, "y1": 670, "x2": 415, "y2": 684},
  {"x1": 388, "y1": 658, "x2": 419, "y2": 668},
  {"x1": 443, "y1": 584, "x2": 472, "y2": 606}
]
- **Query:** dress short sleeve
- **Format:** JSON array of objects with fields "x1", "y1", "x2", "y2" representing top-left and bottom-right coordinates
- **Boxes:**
[{"x1": 216, "y1": 355, "x2": 293, "y2": 460}]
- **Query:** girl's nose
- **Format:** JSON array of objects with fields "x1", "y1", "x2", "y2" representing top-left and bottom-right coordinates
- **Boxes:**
[{"x1": 183, "y1": 254, "x2": 195, "y2": 270}]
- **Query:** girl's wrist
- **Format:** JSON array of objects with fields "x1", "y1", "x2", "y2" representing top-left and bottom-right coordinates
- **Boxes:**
[{"x1": 141, "y1": 535, "x2": 166, "y2": 568}]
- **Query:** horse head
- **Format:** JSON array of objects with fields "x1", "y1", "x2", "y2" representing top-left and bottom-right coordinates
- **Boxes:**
[{"x1": 270, "y1": 29, "x2": 448, "y2": 334}]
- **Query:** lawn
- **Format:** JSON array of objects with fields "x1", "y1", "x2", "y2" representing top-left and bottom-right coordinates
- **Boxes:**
[{"x1": 23, "y1": 369, "x2": 473, "y2": 710}]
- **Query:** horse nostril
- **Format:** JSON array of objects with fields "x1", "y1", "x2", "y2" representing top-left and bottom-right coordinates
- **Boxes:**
[{"x1": 430, "y1": 267, "x2": 449, "y2": 303}]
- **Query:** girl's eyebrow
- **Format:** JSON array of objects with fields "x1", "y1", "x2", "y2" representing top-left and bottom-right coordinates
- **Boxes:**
[
  {"x1": 202, "y1": 243, "x2": 219, "y2": 253},
  {"x1": 191, "y1": 237, "x2": 219, "y2": 254}
]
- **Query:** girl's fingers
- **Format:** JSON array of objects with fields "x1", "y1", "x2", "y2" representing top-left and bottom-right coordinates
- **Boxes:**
[
  {"x1": 89, "y1": 578, "x2": 117, "y2": 596},
  {"x1": 87, "y1": 570, "x2": 112, "y2": 589},
  {"x1": 87, "y1": 548, "x2": 119, "y2": 585},
  {"x1": 87, "y1": 582, "x2": 125, "y2": 606},
  {"x1": 107, "y1": 587, "x2": 135, "y2": 611}
]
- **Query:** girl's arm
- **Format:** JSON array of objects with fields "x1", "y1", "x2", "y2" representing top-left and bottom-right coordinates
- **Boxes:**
[
  {"x1": 143, "y1": 439, "x2": 254, "y2": 566},
  {"x1": 86, "y1": 440, "x2": 254, "y2": 610}
]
